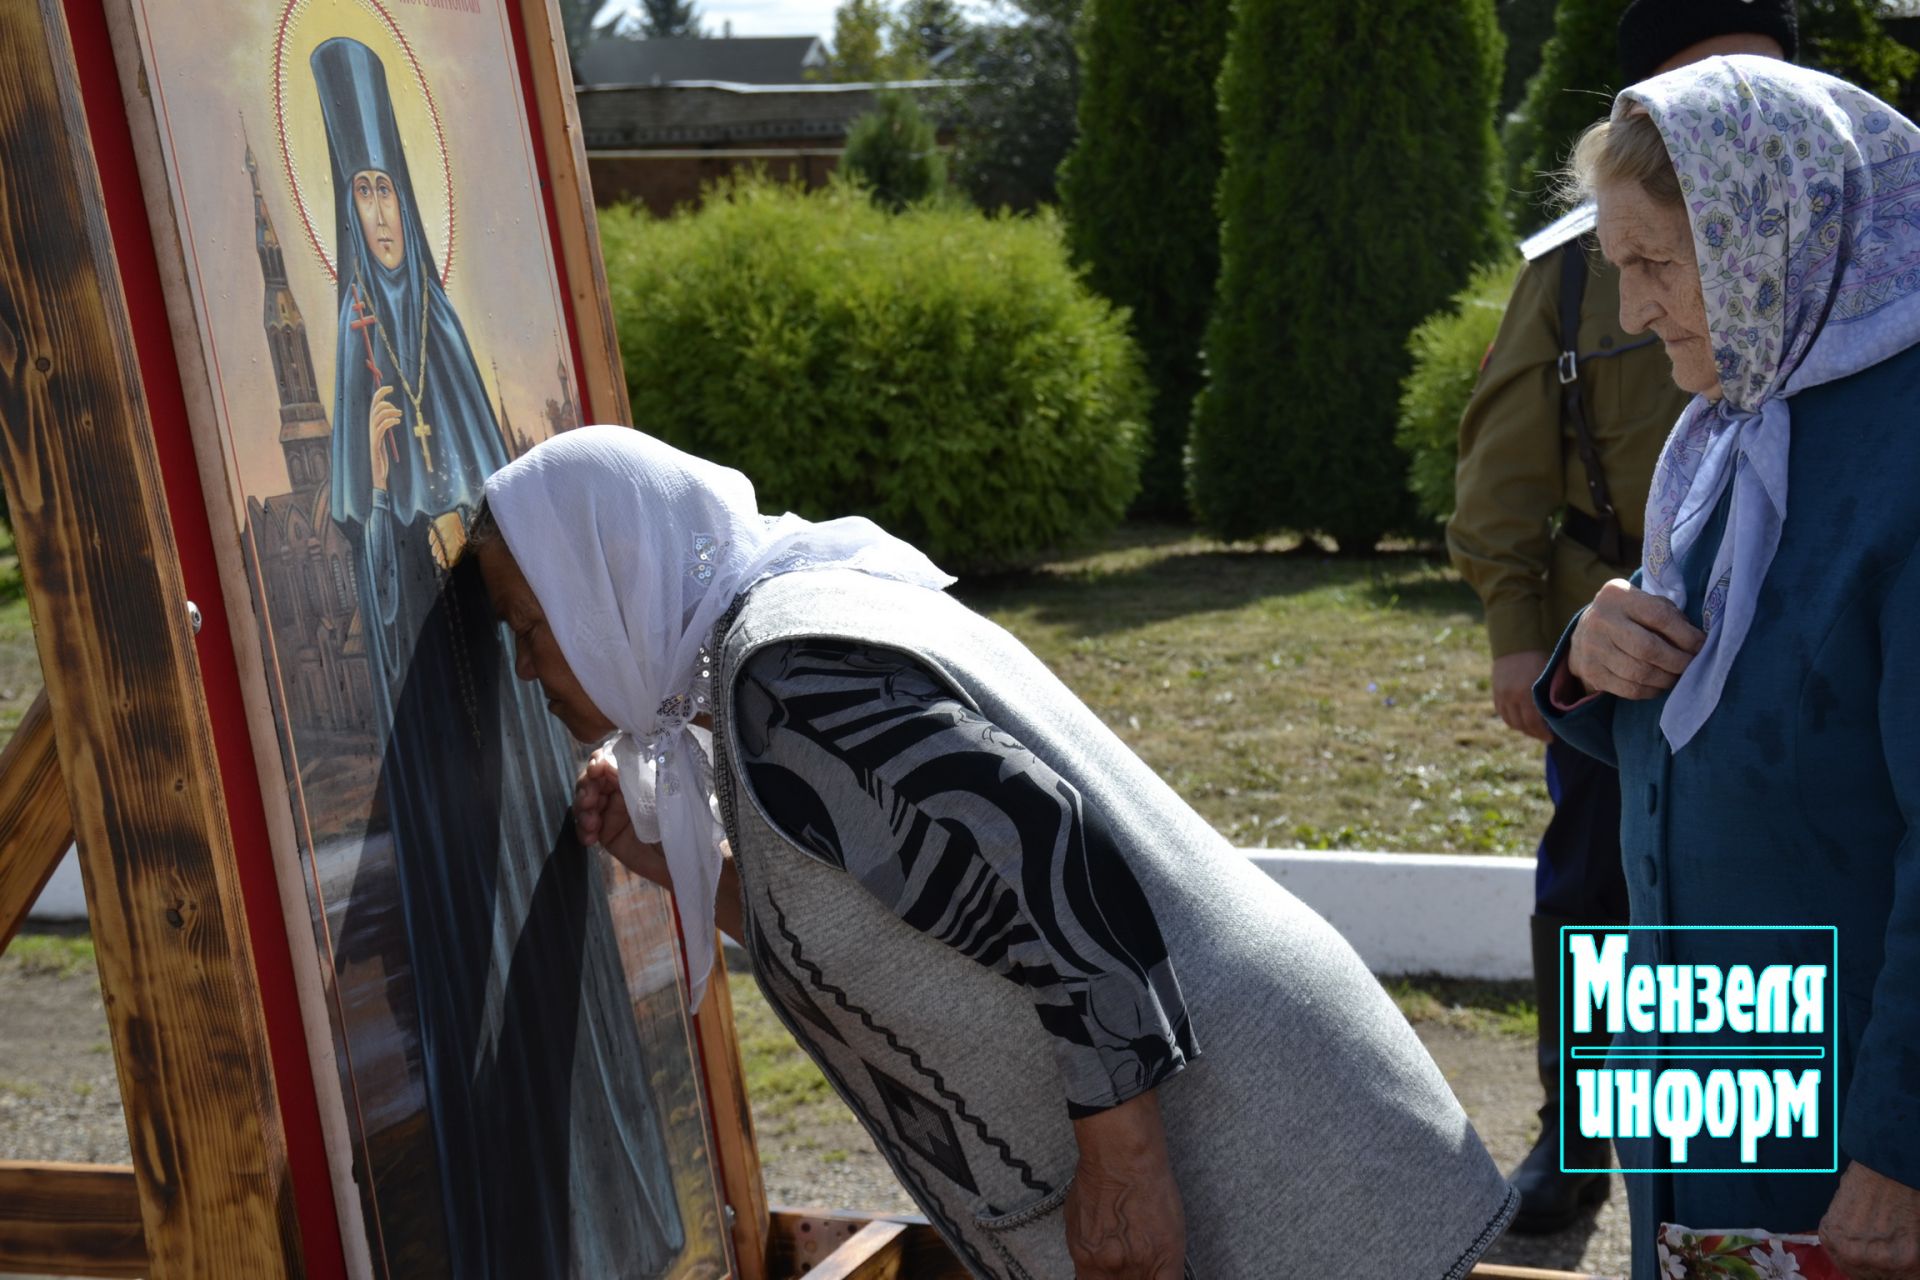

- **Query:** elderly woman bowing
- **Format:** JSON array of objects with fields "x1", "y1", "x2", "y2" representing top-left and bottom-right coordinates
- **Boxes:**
[
  {"x1": 470, "y1": 426, "x2": 1517, "y2": 1279},
  {"x1": 1539, "y1": 57, "x2": 1920, "y2": 1279}
]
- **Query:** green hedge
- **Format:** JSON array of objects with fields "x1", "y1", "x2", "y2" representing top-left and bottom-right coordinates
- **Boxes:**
[
  {"x1": 598, "y1": 178, "x2": 1147, "y2": 571},
  {"x1": 1396, "y1": 258, "x2": 1521, "y2": 526}
]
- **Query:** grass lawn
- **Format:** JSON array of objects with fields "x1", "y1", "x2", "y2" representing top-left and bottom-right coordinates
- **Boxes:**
[
  {"x1": 959, "y1": 526, "x2": 1550, "y2": 854},
  {"x1": 0, "y1": 523, "x2": 1549, "y2": 853},
  {"x1": 0, "y1": 929, "x2": 95, "y2": 978},
  {"x1": 0, "y1": 533, "x2": 39, "y2": 741}
]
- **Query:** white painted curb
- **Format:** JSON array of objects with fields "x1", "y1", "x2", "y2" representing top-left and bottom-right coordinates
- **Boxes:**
[
  {"x1": 1249, "y1": 850, "x2": 1535, "y2": 981},
  {"x1": 27, "y1": 847, "x2": 86, "y2": 921},
  {"x1": 27, "y1": 847, "x2": 1539, "y2": 981}
]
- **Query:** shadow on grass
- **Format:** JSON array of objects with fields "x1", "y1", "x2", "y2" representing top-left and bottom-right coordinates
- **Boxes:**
[{"x1": 953, "y1": 524, "x2": 1474, "y2": 636}]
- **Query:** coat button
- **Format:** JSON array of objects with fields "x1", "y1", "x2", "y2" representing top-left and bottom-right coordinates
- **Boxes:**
[
  {"x1": 1643, "y1": 857, "x2": 1659, "y2": 887},
  {"x1": 1646, "y1": 782, "x2": 1659, "y2": 814}
]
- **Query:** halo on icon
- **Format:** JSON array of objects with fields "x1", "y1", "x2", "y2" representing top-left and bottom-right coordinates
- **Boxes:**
[{"x1": 272, "y1": 0, "x2": 457, "y2": 286}]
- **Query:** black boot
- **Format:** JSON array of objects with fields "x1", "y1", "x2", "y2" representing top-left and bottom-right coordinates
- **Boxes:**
[{"x1": 1507, "y1": 913, "x2": 1614, "y2": 1234}]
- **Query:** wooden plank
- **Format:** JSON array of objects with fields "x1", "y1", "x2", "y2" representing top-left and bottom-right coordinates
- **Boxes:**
[
  {"x1": 806, "y1": 1220, "x2": 906, "y2": 1280},
  {"x1": 0, "y1": 3, "x2": 303, "y2": 1275},
  {"x1": 696, "y1": 939, "x2": 771, "y2": 1280},
  {"x1": 0, "y1": 690, "x2": 74, "y2": 951},
  {"x1": 766, "y1": 1209, "x2": 1607, "y2": 1280},
  {"x1": 0, "y1": 1160, "x2": 147, "y2": 1278},
  {"x1": 516, "y1": 0, "x2": 635, "y2": 428},
  {"x1": 767, "y1": 1208, "x2": 966, "y2": 1280},
  {"x1": 95, "y1": 0, "x2": 376, "y2": 1270}
]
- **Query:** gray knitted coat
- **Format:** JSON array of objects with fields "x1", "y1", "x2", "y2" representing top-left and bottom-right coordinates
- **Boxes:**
[{"x1": 712, "y1": 569, "x2": 1517, "y2": 1279}]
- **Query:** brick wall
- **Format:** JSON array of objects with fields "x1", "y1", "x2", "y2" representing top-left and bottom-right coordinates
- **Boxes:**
[
  {"x1": 588, "y1": 144, "x2": 844, "y2": 216},
  {"x1": 579, "y1": 81, "x2": 955, "y2": 215}
]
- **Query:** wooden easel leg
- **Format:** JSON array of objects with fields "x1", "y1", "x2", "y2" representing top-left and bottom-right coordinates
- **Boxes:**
[
  {"x1": 0, "y1": 2, "x2": 304, "y2": 1273},
  {"x1": 695, "y1": 935, "x2": 772, "y2": 1280},
  {"x1": 0, "y1": 1160, "x2": 146, "y2": 1279},
  {"x1": 0, "y1": 690, "x2": 74, "y2": 953}
]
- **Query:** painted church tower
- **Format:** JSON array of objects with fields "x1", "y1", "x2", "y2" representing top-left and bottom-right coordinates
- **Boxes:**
[
  {"x1": 543, "y1": 340, "x2": 581, "y2": 439},
  {"x1": 247, "y1": 139, "x2": 331, "y2": 496}
]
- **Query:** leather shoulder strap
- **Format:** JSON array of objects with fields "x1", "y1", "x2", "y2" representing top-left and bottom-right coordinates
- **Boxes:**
[{"x1": 1556, "y1": 244, "x2": 1625, "y2": 565}]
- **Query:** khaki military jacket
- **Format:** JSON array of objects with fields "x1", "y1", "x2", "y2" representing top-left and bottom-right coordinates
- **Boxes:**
[{"x1": 1448, "y1": 243, "x2": 1691, "y2": 658}]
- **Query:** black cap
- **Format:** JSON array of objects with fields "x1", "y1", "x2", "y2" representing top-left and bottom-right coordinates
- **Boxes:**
[{"x1": 1618, "y1": 0, "x2": 1799, "y2": 85}]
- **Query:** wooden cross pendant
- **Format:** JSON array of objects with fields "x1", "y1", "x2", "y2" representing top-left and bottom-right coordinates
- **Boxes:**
[{"x1": 347, "y1": 291, "x2": 381, "y2": 382}]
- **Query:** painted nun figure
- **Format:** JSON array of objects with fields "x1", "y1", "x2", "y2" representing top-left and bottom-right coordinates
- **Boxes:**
[{"x1": 311, "y1": 38, "x2": 684, "y2": 1277}]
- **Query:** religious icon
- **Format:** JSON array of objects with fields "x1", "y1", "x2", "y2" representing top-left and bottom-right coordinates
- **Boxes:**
[
  {"x1": 307, "y1": 33, "x2": 690, "y2": 1277},
  {"x1": 102, "y1": 2, "x2": 733, "y2": 1275}
]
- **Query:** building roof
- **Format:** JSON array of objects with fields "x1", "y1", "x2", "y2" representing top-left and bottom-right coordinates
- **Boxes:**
[
  {"x1": 573, "y1": 36, "x2": 828, "y2": 87},
  {"x1": 576, "y1": 80, "x2": 959, "y2": 149}
]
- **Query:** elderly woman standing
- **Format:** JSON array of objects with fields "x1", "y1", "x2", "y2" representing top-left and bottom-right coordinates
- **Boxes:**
[
  {"x1": 1540, "y1": 58, "x2": 1920, "y2": 1279},
  {"x1": 471, "y1": 425, "x2": 1517, "y2": 1278}
]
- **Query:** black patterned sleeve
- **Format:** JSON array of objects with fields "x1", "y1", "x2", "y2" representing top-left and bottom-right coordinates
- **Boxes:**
[{"x1": 732, "y1": 638, "x2": 1196, "y2": 1117}]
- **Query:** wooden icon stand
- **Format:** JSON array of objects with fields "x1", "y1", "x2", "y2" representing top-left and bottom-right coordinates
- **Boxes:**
[
  {"x1": 0, "y1": 0, "x2": 933, "y2": 1274},
  {"x1": 0, "y1": 0, "x2": 1609, "y2": 1276}
]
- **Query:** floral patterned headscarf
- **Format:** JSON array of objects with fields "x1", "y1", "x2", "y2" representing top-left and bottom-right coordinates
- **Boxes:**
[{"x1": 1620, "y1": 57, "x2": 1920, "y2": 749}]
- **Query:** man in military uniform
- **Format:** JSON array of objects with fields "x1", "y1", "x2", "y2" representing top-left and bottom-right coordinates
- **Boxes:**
[{"x1": 1448, "y1": 0, "x2": 1795, "y2": 1235}]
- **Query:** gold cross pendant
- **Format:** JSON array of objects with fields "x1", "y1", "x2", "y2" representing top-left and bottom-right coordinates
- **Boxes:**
[{"x1": 413, "y1": 417, "x2": 435, "y2": 473}]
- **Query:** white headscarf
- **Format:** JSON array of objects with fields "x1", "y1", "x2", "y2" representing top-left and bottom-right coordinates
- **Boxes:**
[{"x1": 484, "y1": 426, "x2": 954, "y2": 1005}]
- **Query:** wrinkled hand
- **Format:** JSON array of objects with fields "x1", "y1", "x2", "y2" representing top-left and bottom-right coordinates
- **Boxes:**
[
  {"x1": 573, "y1": 747, "x2": 667, "y2": 885},
  {"x1": 1065, "y1": 1091, "x2": 1186, "y2": 1280},
  {"x1": 1492, "y1": 650, "x2": 1553, "y2": 742},
  {"x1": 1822, "y1": 1161, "x2": 1920, "y2": 1279},
  {"x1": 369, "y1": 384, "x2": 402, "y2": 491},
  {"x1": 1567, "y1": 579, "x2": 1705, "y2": 701}
]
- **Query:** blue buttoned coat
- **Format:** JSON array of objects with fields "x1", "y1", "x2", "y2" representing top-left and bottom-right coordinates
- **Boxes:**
[{"x1": 1536, "y1": 340, "x2": 1920, "y2": 1278}]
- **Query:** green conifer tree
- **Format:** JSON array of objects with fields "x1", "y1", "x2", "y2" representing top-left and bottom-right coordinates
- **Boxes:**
[
  {"x1": 844, "y1": 92, "x2": 948, "y2": 210},
  {"x1": 1506, "y1": 0, "x2": 1918, "y2": 232},
  {"x1": 827, "y1": 0, "x2": 930, "y2": 82},
  {"x1": 1189, "y1": 0, "x2": 1506, "y2": 546},
  {"x1": 1803, "y1": 0, "x2": 1920, "y2": 103},
  {"x1": 639, "y1": 0, "x2": 702, "y2": 38},
  {"x1": 1058, "y1": 0, "x2": 1231, "y2": 518},
  {"x1": 941, "y1": 0, "x2": 1081, "y2": 210},
  {"x1": 1497, "y1": 0, "x2": 1559, "y2": 117},
  {"x1": 1504, "y1": 0, "x2": 1628, "y2": 232},
  {"x1": 899, "y1": 0, "x2": 968, "y2": 62}
]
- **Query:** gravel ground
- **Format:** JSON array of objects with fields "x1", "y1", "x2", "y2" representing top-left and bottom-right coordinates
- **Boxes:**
[
  {"x1": 0, "y1": 934, "x2": 1627, "y2": 1278},
  {"x1": 0, "y1": 933, "x2": 128, "y2": 1169},
  {"x1": 1425, "y1": 1022, "x2": 1631, "y2": 1278}
]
